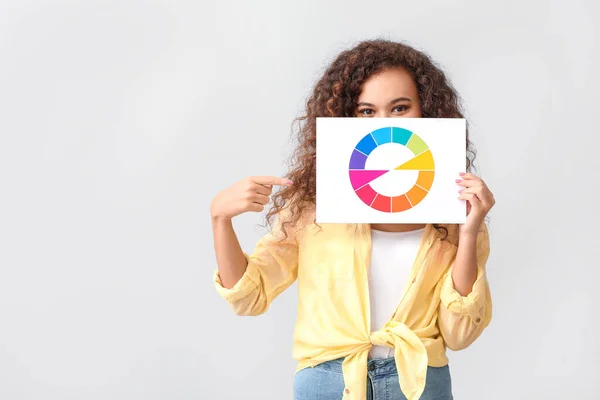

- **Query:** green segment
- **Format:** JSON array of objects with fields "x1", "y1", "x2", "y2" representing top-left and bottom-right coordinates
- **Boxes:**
[{"x1": 406, "y1": 134, "x2": 428, "y2": 155}]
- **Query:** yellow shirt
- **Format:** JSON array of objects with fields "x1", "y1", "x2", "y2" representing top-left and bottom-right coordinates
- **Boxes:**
[{"x1": 213, "y1": 207, "x2": 492, "y2": 400}]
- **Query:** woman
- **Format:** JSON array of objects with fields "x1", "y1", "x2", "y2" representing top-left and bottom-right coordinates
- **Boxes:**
[{"x1": 210, "y1": 39, "x2": 495, "y2": 400}]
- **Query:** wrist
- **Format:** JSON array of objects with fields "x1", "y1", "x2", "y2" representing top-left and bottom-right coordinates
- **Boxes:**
[
  {"x1": 211, "y1": 213, "x2": 232, "y2": 226},
  {"x1": 458, "y1": 226, "x2": 478, "y2": 241}
]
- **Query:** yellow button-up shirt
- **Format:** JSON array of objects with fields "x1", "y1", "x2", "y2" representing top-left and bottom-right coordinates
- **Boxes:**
[{"x1": 213, "y1": 207, "x2": 492, "y2": 400}]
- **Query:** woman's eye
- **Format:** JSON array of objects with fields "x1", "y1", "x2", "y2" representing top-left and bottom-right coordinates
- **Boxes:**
[
  {"x1": 393, "y1": 105, "x2": 408, "y2": 113},
  {"x1": 359, "y1": 109, "x2": 374, "y2": 115}
]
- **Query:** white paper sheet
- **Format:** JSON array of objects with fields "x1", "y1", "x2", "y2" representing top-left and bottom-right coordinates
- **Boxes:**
[{"x1": 315, "y1": 117, "x2": 467, "y2": 224}]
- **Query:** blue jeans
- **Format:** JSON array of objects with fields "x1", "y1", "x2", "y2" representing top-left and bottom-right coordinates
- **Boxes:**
[{"x1": 293, "y1": 357, "x2": 453, "y2": 400}]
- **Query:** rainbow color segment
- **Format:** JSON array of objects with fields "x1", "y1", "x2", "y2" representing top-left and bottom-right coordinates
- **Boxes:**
[{"x1": 348, "y1": 127, "x2": 435, "y2": 212}]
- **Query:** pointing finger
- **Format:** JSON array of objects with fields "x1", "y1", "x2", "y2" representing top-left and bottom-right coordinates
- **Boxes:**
[{"x1": 252, "y1": 176, "x2": 293, "y2": 187}]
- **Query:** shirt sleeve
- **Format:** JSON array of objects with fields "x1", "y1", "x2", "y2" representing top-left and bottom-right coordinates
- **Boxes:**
[
  {"x1": 213, "y1": 209, "x2": 300, "y2": 316},
  {"x1": 437, "y1": 222, "x2": 492, "y2": 351}
]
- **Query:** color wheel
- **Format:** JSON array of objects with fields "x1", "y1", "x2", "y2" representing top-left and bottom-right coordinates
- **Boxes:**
[{"x1": 348, "y1": 127, "x2": 435, "y2": 212}]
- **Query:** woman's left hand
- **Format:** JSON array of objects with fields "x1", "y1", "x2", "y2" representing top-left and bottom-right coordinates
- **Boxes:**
[{"x1": 456, "y1": 173, "x2": 495, "y2": 236}]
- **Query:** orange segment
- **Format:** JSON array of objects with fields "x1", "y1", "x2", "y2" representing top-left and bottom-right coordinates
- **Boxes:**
[
  {"x1": 406, "y1": 185, "x2": 428, "y2": 207},
  {"x1": 391, "y1": 195, "x2": 412, "y2": 212},
  {"x1": 416, "y1": 171, "x2": 435, "y2": 191}
]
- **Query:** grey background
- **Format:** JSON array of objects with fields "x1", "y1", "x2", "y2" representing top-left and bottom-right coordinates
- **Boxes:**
[{"x1": 0, "y1": 0, "x2": 598, "y2": 399}]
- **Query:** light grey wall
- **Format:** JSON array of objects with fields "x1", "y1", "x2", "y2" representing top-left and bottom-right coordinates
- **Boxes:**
[{"x1": 0, "y1": 0, "x2": 598, "y2": 399}]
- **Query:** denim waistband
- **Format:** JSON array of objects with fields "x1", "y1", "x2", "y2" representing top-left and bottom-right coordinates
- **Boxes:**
[{"x1": 314, "y1": 356, "x2": 398, "y2": 377}]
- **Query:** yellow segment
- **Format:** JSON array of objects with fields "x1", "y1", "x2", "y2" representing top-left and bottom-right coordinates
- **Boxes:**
[{"x1": 394, "y1": 150, "x2": 434, "y2": 171}]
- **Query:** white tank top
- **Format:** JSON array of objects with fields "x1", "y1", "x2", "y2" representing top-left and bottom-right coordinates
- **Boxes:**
[{"x1": 368, "y1": 227, "x2": 424, "y2": 359}]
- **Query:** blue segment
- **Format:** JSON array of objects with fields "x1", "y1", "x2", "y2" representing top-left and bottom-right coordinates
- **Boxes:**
[
  {"x1": 355, "y1": 133, "x2": 378, "y2": 156},
  {"x1": 392, "y1": 127, "x2": 412, "y2": 145},
  {"x1": 371, "y1": 127, "x2": 392, "y2": 145},
  {"x1": 349, "y1": 149, "x2": 367, "y2": 169}
]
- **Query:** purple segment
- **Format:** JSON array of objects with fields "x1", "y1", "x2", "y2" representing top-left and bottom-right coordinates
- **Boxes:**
[{"x1": 349, "y1": 149, "x2": 368, "y2": 169}]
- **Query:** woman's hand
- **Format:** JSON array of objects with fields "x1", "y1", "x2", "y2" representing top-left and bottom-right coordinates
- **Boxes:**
[
  {"x1": 210, "y1": 176, "x2": 293, "y2": 220},
  {"x1": 456, "y1": 173, "x2": 495, "y2": 237}
]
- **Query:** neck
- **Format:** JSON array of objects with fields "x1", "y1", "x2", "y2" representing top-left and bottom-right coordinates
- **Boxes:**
[{"x1": 370, "y1": 223, "x2": 427, "y2": 233}]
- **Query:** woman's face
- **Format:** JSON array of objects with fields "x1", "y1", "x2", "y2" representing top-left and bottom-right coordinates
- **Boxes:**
[{"x1": 354, "y1": 67, "x2": 422, "y2": 118}]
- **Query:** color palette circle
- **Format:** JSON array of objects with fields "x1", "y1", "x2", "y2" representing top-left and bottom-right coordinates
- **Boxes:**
[{"x1": 348, "y1": 127, "x2": 435, "y2": 212}]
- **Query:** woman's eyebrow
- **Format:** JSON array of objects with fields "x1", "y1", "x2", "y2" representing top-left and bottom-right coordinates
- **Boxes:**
[
  {"x1": 356, "y1": 101, "x2": 376, "y2": 107},
  {"x1": 388, "y1": 97, "x2": 412, "y2": 105},
  {"x1": 356, "y1": 97, "x2": 413, "y2": 107}
]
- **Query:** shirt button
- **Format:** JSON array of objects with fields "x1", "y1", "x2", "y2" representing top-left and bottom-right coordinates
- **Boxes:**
[
  {"x1": 412, "y1": 278, "x2": 416, "y2": 283},
  {"x1": 345, "y1": 388, "x2": 350, "y2": 394},
  {"x1": 475, "y1": 317, "x2": 481, "y2": 323}
]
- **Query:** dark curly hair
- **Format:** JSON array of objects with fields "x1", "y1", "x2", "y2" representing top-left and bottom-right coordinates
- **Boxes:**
[{"x1": 266, "y1": 39, "x2": 476, "y2": 239}]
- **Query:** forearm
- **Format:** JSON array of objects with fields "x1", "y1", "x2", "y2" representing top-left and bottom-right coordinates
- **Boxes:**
[
  {"x1": 451, "y1": 232, "x2": 478, "y2": 296},
  {"x1": 211, "y1": 216, "x2": 248, "y2": 289}
]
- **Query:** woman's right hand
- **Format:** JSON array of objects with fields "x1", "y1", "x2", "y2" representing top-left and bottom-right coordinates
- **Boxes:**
[{"x1": 210, "y1": 176, "x2": 293, "y2": 220}]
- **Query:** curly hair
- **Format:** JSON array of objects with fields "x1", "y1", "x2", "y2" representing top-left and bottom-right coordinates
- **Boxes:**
[{"x1": 266, "y1": 39, "x2": 476, "y2": 239}]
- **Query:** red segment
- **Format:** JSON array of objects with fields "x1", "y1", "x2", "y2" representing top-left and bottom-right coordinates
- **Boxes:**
[
  {"x1": 355, "y1": 184, "x2": 377, "y2": 206},
  {"x1": 371, "y1": 194, "x2": 391, "y2": 212},
  {"x1": 349, "y1": 169, "x2": 388, "y2": 190}
]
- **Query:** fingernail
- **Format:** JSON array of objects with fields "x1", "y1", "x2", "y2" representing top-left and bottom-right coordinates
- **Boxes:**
[
  {"x1": 455, "y1": 179, "x2": 462, "y2": 183},
  {"x1": 458, "y1": 189, "x2": 463, "y2": 193},
  {"x1": 459, "y1": 172, "x2": 465, "y2": 176}
]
